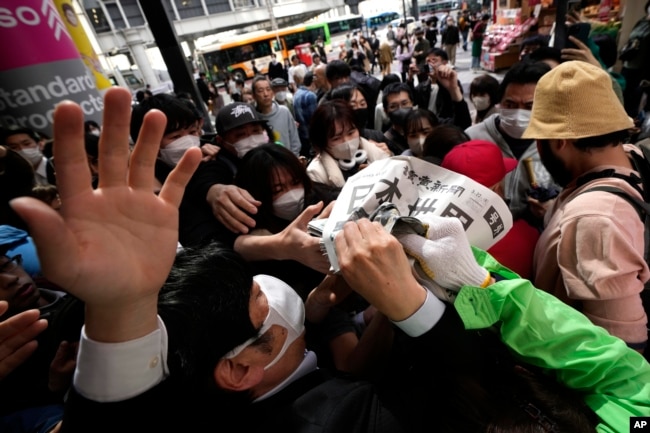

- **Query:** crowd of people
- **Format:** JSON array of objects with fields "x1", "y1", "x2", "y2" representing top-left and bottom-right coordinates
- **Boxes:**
[{"x1": 1, "y1": 4, "x2": 650, "y2": 433}]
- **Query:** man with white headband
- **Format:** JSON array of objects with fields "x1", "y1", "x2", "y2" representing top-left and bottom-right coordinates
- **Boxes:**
[{"x1": 13, "y1": 87, "x2": 648, "y2": 432}]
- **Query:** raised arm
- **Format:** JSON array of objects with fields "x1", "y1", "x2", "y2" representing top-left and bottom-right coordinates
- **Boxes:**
[{"x1": 10, "y1": 87, "x2": 201, "y2": 343}]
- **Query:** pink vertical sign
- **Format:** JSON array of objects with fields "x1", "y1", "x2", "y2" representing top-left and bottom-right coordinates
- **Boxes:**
[{"x1": 0, "y1": 0, "x2": 104, "y2": 137}]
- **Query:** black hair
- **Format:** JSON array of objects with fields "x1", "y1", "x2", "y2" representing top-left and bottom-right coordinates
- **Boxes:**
[
  {"x1": 325, "y1": 60, "x2": 351, "y2": 82},
  {"x1": 84, "y1": 133, "x2": 99, "y2": 159},
  {"x1": 303, "y1": 71, "x2": 314, "y2": 87},
  {"x1": 379, "y1": 74, "x2": 402, "y2": 92},
  {"x1": 2, "y1": 127, "x2": 40, "y2": 145},
  {"x1": 573, "y1": 129, "x2": 630, "y2": 150},
  {"x1": 252, "y1": 75, "x2": 271, "y2": 92},
  {"x1": 382, "y1": 82, "x2": 414, "y2": 109},
  {"x1": 158, "y1": 243, "x2": 257, "y2": 392},
  {"x1": 309, "y1": 100, "x2": 357, "y2": 153},
  {"x1": 470, "y1": 74, "x2": 500, "y2": 101},
  {"x1": 235, "y1": 144, "x2": 312, "y2": 229},
  {"x1": 498, "y1": 61, "x2": 551, "y2": 103},
  {"x1": 521, "y1": 34, "x2": 549, "y2": 50},
  {"x1": 130, "y1": 94, "x2": 198, "y2": 142},
  {"x1": 405, "y1": 109, "x2": 439, "y2": 137},
  {"x1": 527, "y1": 46, "x2": 563, "y2": 66},
  {"x1": 427, "y1": 47, "x2": 449, "y2": 61},
  {"x1": 31, "y1": 184, "x2": 59, "y2": 205},
  {"x1": 326, "y1": 83, "x2": 362, "y2": 103},
  {"x1": 422, "y1": 125, "x2": 469, "y2": 163},
  {"x1": 84, "y1": 120, "x2": 100, "y2": 134},
  {"x1": 135, "y1": 90, "x2": 145, "y2": 103}
]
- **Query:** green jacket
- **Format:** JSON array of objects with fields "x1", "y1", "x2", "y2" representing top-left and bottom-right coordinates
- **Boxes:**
[{"x1": 454, "y1": 248, "x2": 650, "y2": 432}]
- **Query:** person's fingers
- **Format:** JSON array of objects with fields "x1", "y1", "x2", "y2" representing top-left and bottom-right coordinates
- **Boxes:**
[
  {"x1": 10, "y1": 197, "x2": 80, "y2": 287},
  {"x1": 567, "y1": 35, "x2": 588, "y2": 50},
  {"x1": 0, "y1": 309, "x2": 42, "y2": 342},
  {"x1": 217, "y1": 208, "x2": 253, "y2": 234},
  {"x1": 52, "y1": 100, "x2": 92, "y2": 200},
  {"x1": 235, "y1": 188, "x2": 262, "y2": 212},
  {"x1": 292, "y1": 202, "x2": 324, "y2": 229},
  {"x1": 0, "y1": 301, "x2": 7, "y2": 317},
  {"x1": 128, "y1": 109, "x2": 167, "y2": 190},
  {"x1": 97, "y1": 88, "x2": 133, "y2": 188},
  {"x1": 356, "y1": 219, "x2": 384, "y2": 240},
  {"x1": 158, "y1": 147, "x2": 202, "y2": 209},
  {"x1": 317, "y1": 201, "x2": 336, "y2": 219}
]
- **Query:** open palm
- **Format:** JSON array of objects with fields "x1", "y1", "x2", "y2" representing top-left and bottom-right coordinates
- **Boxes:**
[{"x1": 11, "y1": 88, "x2": 200, "y2": 338}]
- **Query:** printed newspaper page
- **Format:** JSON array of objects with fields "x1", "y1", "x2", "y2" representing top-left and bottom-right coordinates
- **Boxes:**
[{"x1": 321, "y1": 156, "x2": 513, "y2": 272}]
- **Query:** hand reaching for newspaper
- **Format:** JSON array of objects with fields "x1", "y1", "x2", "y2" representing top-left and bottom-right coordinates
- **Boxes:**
[{"x1": 396, "y1": 215, "x2": 490, "y2": 302}]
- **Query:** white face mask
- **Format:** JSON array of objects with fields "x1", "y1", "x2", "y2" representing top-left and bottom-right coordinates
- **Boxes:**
[
  {"x1": 18, "y1": 147, "x2": 43, "y2": 166},
  {"x1": 328, "y1": 137, "x2": 359, "y2": 161},
  {"x1": 89, "y1": 129, "x2": 101, "y2": 137},
  {"x1": 407, "y1": 135, "x2": 426, "y2": 156},
  {"x1": 159, "y1": 134, "x2": 200, "y2": 166},
  {"x1": 273, "y1": 187, "x2": 305, "y2": 221},
  {"x1": 233, "y1": 132, "x2": 269, "y2": 158},
  {"x1": 499, "y1": 108, "x2": 531, "y2": 139},
  {"x1": 472, "y1": 95, "x2": 491, "y2": 111},
  {"x1": 275, "y1": 91, "x2": 287, "y2": 102},
  {"x1": 224, "y1": 274, "x2": 305, "y2": 371}
]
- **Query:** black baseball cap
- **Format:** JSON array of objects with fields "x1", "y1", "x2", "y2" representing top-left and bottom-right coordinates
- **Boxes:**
[{"x1": 216, "y1": 103, "x2": 266, "y2": 134}]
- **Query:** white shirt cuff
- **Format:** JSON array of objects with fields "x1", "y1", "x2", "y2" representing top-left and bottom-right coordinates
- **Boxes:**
[
  {"x1": 73, "y1": 316, "x2": 169, "y2": 402},
  {"x1": 391, "y1": 290, "x2": 446, "y2": 337}
]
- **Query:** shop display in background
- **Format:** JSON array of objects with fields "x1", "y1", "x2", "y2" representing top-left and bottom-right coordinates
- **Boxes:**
[{"x1": 480, "y1": 9, "x2": 533, "y2": 72}]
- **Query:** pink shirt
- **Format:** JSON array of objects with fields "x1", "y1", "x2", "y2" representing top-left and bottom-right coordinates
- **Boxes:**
[{"x1": 533, "y1": 155, "x2": 649, "y2": 345}]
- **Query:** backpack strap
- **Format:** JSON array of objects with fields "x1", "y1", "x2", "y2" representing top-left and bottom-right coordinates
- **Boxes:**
[
  {"x1": 579, "y1": 185, "x2": 650, "y2": 221},
  {"x1": 579, "y1": 185, "x2": 650, "y2": 267}
]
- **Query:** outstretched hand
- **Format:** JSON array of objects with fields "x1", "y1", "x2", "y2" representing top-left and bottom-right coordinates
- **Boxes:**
[
  {"x1": 561, "y1": 36, "x2": 600, "y2": 67},
  {"x1": 0, "y1": 302, "x2": 47, "y2": 380},
  {"x1": 277, "y1": 202, "x2": 331, "y2": 273},
  {"x1": 10, "y1": 87, "x2": 201, "y2": 342}
]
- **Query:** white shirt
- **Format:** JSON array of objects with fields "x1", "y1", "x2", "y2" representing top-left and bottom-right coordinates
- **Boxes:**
[{"x1": 74, "y1": 291, "x2": 444, "y2": 402}]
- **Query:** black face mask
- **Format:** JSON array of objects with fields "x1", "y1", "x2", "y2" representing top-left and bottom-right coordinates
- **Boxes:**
[
  {"x1": 388, "y1": 107, "x2": 413, "y2": 129},
  {"x1": 353, "y1": 108, "x2": 369, "y2": 130}
]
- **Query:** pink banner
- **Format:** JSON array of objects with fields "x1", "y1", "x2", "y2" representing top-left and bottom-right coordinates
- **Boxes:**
[{"x1": 0, "y1": 0, "x2": 80, "y2": 71}]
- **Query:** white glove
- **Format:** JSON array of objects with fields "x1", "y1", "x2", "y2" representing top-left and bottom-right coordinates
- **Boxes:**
[{"x1": 397, "y1": 215, "x2": 490, "y2": 300}]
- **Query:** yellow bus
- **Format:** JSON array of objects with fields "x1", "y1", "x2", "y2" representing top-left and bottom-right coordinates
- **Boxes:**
[{"x1": 199, "y1": 15, "x2": 363, "y2": 81}]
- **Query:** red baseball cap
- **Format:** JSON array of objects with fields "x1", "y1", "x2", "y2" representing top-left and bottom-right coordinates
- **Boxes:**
[{"x1": 441, "y1": 140, "x2": 518, "y2": 188}]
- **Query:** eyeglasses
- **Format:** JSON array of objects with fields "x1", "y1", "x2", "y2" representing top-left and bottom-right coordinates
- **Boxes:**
[{"x1": 0, "y1": 255, "x2": 22, "y2": 274}]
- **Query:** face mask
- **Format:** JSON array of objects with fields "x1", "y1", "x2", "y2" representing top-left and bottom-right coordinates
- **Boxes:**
[
  {"x1": 388, "y1": 107, "x2": 413, "y2": 129},
  {"x1": 401, "y1": 39, "x2": 407, "y2": 45},
  {"x1": 407, "y1": 135, "x2": 426, "y2": 156},
  {"x1": 233, "y1": 132, "x2": 269, "y2": 158},
  {"x1": 159, "y1": 134, "x2": 200, "y2": 166},
  {"x1": 273, "y1": 187, "x2": 305, "y2": 221},
  {"x1": 89, "y1": 129, "x2": 101, "y2": 137},
  {"x1": 472, "y1": 95, "x2": 491, "y2": 111},
  {"x1": 328, "y1": 137, "x2": 359, "y2": 161},
  {"x1": 275, "y1": 91, "x2": 287, "y2": 102},
  {"x1": 18, "y1": 147, "x2": 43, "y2": 166},
  {"x1": 353, "y1": 108, "x2": 369, "y2": 129},
  {"x1": 499, "y1": 108, "x2": 531, "y2": 139},
  {"x1": 224, "y1": 274, "x2": 305, "y2": 371}
]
